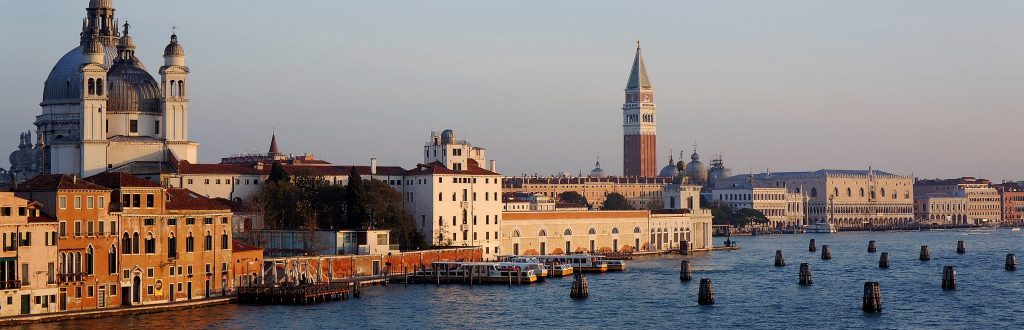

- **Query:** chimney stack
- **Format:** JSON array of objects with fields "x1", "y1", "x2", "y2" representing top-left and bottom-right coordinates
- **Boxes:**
[
  {"x1": 370, "y1": 158, "x2": 378, "y2": 175},
  {"x1": 489, "y1": 160, "x2": 497, "y2": 172}
]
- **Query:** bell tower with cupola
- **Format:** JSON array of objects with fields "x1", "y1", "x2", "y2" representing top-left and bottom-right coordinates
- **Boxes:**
[
  {"x1": 622, "y1": 41, "x2": 657, "y2": 177},
  {"x1": 79, "y1": 36, "x2": 110, "y2": 177},
  {"x1": 160, "y1": 31, "x2": 198, "y2": 162}
]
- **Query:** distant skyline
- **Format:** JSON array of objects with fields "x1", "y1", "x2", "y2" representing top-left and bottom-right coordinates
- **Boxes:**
[{"x1": 1, "y1": 0, "x2": 1021, "y2": 180}]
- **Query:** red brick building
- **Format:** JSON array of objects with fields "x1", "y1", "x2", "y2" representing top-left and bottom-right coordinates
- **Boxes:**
[
  {"x1": 994, "y1": 182, "x2": 1024, "y2": 226},
  {"x1": 622, "y1": 43, "x2": 658, "y2": 178}
]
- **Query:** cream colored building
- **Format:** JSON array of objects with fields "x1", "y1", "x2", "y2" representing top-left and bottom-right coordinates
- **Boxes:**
[
  {"x1": 914, "y1": 193, "x2": 969, "y2": 225},
  {"x1": 915, "y1": 177, "x2": 1001, "y2": 224},
  {"x1": 503, "y1": 176, "x2": 671, "y2": 210},
  {"x1": 0, "y1": 193, "x2": 59, "y2": 316},
  {"x1": 715, "y1": 169, "x2": 914, "y2": 229},
  {"x1": 711, "y1": 183, "x2": 805, "y2": 228}
]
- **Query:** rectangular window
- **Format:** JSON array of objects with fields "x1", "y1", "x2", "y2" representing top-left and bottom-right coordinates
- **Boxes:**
[
  {"x1": 204, "y1": 218, "x2": 213, "y2": 225},
  {"x1": 98, "y1": 221, "x2": 105, "y2": 235},
  {"x1": 86, "y1": 196, "x2": 95, "y2": 209},
  {"x1": 87, "y1": 221, "x2": 94, "y2": 236},
  {"x1": 186, "y1": 218, "x2": 195, "y2": 225},
  {"x1": 129, "y1": 120, "x2": 139, "y2": 133},
  {"x1": 74, "y1": 196, "x2": 82, "y2": 209},
  {"x1": 74, "y1": 221, "x2": 82, "y2": 237},
  {"x1": 132, "y1": 194, "x2": 141, "y2": 208},
  {"x1": 144, "y1": 218, "x2": 155, "y2": 226},
  {"x1": 146, "y1": 194, "x2": 154, "y2": 208},
  {"x1": 168, "y1": 218, "x2": 177, "y2": 226},
  {"x1": 155, "y1": 120, "x2": 160, "y2": 135},
  {"x1": 98, "y1": 196, "x2": 105, "y2": 209},
  {"x1": 188, "y1": 179, "x2": 193, "y2": 185},
  {"x1": 122, "y1": 194, "x2": 131, "y2": 209},
  {"x1": 59, "y1": 222, "x2": 66, "y2": 237},
  {"x1": 109, "y1": 220, "x2": 117, "y2": 234},
  {"x1": 59, "y1": 197, "x2": 67, "y2": 209}
]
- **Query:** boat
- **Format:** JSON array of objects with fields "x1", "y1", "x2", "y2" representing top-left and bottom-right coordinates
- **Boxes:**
[
  {"x1": 1012, "y1": 227, "x2": 1021, "y2": 232},
  {"x1": 412, "y1": 261, "x2": 538, "y2": 284},
  {"x1": 546, "y1": 263, "x2": 574, "y2": 277},
  {"x1": 604, "y1": 259, "x2": 627, "y2": 271},
  {"x1": 496, "y1": 257, "x2": 549, "y2": 279},
  {"x1": 529, "y1": 254, "x2": 609, "y2": 273},
  {"x1": 498, "y1": 255, "x2": 574, "y2": 277},
  {"x1": 804, "y1": 219, "x2": 837, "y2": 233}
]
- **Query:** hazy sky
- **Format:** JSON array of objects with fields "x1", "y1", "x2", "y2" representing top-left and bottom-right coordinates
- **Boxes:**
[{"x1": 2, "y1": 1, "x2": 1021, "y2": 180}]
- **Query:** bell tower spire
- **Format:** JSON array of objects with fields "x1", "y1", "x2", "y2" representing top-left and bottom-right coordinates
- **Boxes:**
[{"x1": 622, "y1": 41, "x2": 657, "y2": 177}]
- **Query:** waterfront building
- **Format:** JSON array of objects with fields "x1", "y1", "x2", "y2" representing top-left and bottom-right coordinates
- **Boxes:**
[
  {"x1": 7, "y1": 0, "x2": 199, "y2": 179},
  {"x1": 714, "y1": 169, "x2": 914, "y2": 229},
  {"x1": 710, "y1": 181, "x2": 805, "y2": 229},
  {"x1": 994, "y1": 182, "x2": 1024, "y2": 226},
  {"x1": 503, "y1": 193, "x2": 557, "y2": 212},
  {"x1": 0, "y1": 193, "x2": 59, "y2": 317},
  {"x1": 257, "y1": 230, "x2": 393, "y2": 257},
  {"x1": 230, "y1": 241, "x2": 263, "y2": 287},
  {"x1": 915, "y1": 177, "x2": 1001, "y2": 225},
  {"x1": 622, "y1": 43, "x2": 658, "y2": 177},
  {"x1": 500, "y1": 180, "x2": 711, "y2": 255},
  {"x1": 503, "y1": 176, "x2": 671, "y2": 210},
  {"x1": 83, "y1": 172, "x2": 234, "y2": 304},
  {"x1": 15, "y1": 174, "x2": 120, "y2": 311},
  {"x1": 913, "y1": 193, "x2": 969, "y2": 225}
]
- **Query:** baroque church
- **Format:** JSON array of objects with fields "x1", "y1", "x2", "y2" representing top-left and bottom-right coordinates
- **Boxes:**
[{"x1": 7, "y1": 0, "x2": 197, "y2": 183}]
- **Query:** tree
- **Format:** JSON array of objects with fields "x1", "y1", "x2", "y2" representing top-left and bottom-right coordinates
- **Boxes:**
[
  {"x1": 363, "y1": 180, "x2": 426, "y2": 250},
  {"x1": 558, "y1": 191, "x2": 589, "y2": 207},
  {"x1": 344, "y1": 167, "x2": 369, "y2": 229},
  {"x1": 602, "y1": 193, "x2": 634, "y2": 210},
  {"x1": 267, "y1": 161, "x2": 289, "y2": 183},
  {"x1": 731, "y1": 208, "x2": 770, "y2": 227}
]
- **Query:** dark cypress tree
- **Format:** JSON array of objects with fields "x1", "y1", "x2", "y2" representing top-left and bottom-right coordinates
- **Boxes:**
[
  {"x1": 268, "y1": 161, "x2": 289, "y2": 182},
  {"x1": 344, "y1": 167, "x2": 369, "y2": 229}
]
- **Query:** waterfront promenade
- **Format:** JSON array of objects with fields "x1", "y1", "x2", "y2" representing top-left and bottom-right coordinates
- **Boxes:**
[{"x1": 30, "y1": 229, "x2": 1024, "y2": 328}]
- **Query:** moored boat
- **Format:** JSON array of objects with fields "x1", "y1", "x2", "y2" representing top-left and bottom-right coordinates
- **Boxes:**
[
  {"x1": 530, "y1": 255, "x2": 609, "y2": 273},
  {"x1": 604, "y1": 259, "x2": 627, "y2": 271},
  {"x1": 411, "y1": 262, "x2": 538, "y2": 284},
  {"x1": 804, "y1": 219, "x2": 837, "y2": 233}
]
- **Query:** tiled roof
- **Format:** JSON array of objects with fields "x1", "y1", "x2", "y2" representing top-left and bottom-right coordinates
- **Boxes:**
[
  {"x1": 108, "y1": 135, "x2": 163, "y2": 143},
  {"x1": 177, "y1": 161, "x2": 406, "y2": 177},
  {"x1": 406, "y1": 159, "x2": 499, "y2": 176},
  {"x1": 504, "y1": 176, "x2": 671, "y2": 186},
  {"x1": 165, "y1": 188, "x2": 231, "y2": 211},
  {"x1": 108, "y1": 161, "x2": 176, "y2": 175},
  {"x1": 17, "y1": 174, "x2": 110, "y2": 191},
  {"x1": 85, "y1": 172, "x2": 161, "y2": 189},
  {"x1": 232, "y1": 240, "x2": 263, "y2": 252}
]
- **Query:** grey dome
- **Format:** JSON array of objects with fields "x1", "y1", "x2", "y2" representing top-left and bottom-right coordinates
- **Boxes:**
[
  {"x1": 589, "y1": 160, "x2": 608, "y2": 178},
  {"x1": 686, "y1": 151, "x2": 707, "y2": 184},
  {"x1": 164, "y1": 34, "x2": 185, "y2": 57},
  {"x1": 106, "y1": 59, "x2": 161, "y2": 113},
  {"x1": 659, "y1": 164, "x2": 677, "y2": 178},
  {"x1": 42, "y1": 45, "x2": 119, "y2": 105},
  {"x1": 440, "y1": 129, "x2": 456, "y2": 144}
]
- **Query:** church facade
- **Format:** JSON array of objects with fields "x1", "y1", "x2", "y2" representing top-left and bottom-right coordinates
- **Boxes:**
[{"x1": 9, "y1": 0, "x2": 198, "y2": 182}]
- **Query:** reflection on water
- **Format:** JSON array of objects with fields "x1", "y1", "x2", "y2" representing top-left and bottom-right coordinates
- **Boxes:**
[{"x1": 32, "y1": 230, "x2": 1024, "y2": 328}]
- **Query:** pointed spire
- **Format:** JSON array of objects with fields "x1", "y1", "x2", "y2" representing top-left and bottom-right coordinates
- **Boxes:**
[
  {"x1": 268, "y1": 133, "x2": 280, "y2": 155},
  {"x1": 626, "y1": 41, "x2": 652, "y2": 89}
]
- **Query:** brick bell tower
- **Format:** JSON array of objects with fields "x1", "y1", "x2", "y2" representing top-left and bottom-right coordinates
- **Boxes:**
[{"x1": 622, "y1": 41, "x2": 657, "y2": 177}]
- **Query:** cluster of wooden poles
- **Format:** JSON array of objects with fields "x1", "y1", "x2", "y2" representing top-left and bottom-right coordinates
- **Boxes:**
[{"x1": 680, "y1": 238, "x2": 1018, "y2": 311}]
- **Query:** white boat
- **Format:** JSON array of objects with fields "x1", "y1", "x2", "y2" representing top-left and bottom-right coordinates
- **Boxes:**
[
  {"x1": 1011, "y1": 227, "x2": 1021, "y2": 232},
  {"x1": 416, "y1": 261, "x2": 539, "y2": 283},
  {"x1": 604, "y1": 259, "x2": 627, "y2": 271},
  {"x1": 496, "y1": 257, "x2": 549, "y2": 278},
  {"x1": 528, "y1": 254, "x2": 609, "y2": 273},
  {"x1": 804, "y1": 219, "x2": 837, "y2": 233}
]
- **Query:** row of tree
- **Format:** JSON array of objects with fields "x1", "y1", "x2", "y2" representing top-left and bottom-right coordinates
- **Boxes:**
[
  {"x1": 558, "y1": 190, "x2": 769, "y2": 226},
  {"x1": 557, "y1": 191, "x2": 634, "y2": 211},
  {"x1": 254, "y1": 162, "x2": 426, "y2": 250}
]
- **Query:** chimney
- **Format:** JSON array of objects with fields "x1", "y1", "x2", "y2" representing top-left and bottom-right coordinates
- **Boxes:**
[
  {"x1": 370, "y1": 158, "x2": 378, "y2": 175},
  {"x1": 489, "y1": 160, "x2": 497, "y2": 172}
]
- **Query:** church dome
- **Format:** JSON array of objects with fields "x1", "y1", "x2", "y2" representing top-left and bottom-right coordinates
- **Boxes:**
[
  {"x1": 686, "y1": 151, "x2": 708, "y2": 184},
  {"x1": 163, "y1": 34, "x2": 185, "y2": 57},
  {"x1": 658, "y1": 154, "x2": 676, "y2": 177},
  {"x1": 106, "y1": 61, "x2": 161, "y2": 113},
  {"x1": 42, "y1": 44, "x2": 118, "y2": 104},
  {"x1": 589, "y1": 160, "x2": 608, "y2": 178}
]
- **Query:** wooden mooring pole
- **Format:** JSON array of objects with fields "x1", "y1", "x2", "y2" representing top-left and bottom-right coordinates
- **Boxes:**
[
  {"x1": 570, "y1": 273, "x2": 589, "y2": 299},
  {"x1": 879, "y1": 252, "x2": 890, "y2": 269},
  {"x1": 919, "y1": 246, "x2": 931, "y2": 261},
  {"x1": 808, "y1": 239, "x2": 817, "y2": 252},
  {"x1": 774, "y1": 250, "x2": 785, "y2": 267},
  {"x1": 798, "y1": 263, "x2": 812, "y2": 285},
  {"x1": 867, "y1": 240, "x2": 877, "y2": 253},
  {"x1": 956, "y1": 240, "x2": 966, "y2": 254},
  {"x1": 862, "y1": 282, "x2": 882, "y2": 313},
  {"x1": 1006, "y1": 254, "x2": 1017, "y2": 271},
  {"x1": 680, "y1": 260, "x2": 692, "y2": 281},
  {"x1": 941, "y1": 266, "x2": 956, "y2": 290},
  {"x1": 697, "y1": 278, "x2": 715, "y2": 305},
  {"x1": 821, "y1": 245, "x2": 832, "y2": 260}
]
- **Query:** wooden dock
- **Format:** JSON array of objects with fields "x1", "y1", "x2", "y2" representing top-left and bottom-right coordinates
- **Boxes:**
[{"x1": 237, "y1": 283, "x2": 351, "y2": 305}]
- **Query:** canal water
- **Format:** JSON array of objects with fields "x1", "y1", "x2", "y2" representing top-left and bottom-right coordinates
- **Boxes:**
[{"x1": 29, "y1": 229, "x2": 1024, "y2": 329}]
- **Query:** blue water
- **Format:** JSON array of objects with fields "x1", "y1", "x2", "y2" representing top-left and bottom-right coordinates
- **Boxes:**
[{"x1": 31, "y1": 230, "x2": 1024, "y2": 329}]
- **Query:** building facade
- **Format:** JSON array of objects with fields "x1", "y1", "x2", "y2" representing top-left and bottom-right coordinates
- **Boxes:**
[
  {"x1": 913, "y1": 193, "x2": 969, "y2": 225},
  {"x1": 994, "y1": 182, "x2": 1024, "y2": 226},
  {"x1": 0, "y1": 193, "x2": 59, "y2": 317},
  {"x1": 711, "y1": 183, "x2": 805, "y2": 229},
  {"x1": 8, "y1": 0, "x2": 199, "y2": 180},
  {"x1": 915, "y1": 177, "x2": 1001, "y2": 225},
  {"x1": 503, "y1": 176, "x2": 670, "y2": 210},
  {"x1": 715, "y1": 169, "x2": 914, "y2": 229},
  {"x1": 622, "y1": 43, "x2": 657, "y2": 177}
]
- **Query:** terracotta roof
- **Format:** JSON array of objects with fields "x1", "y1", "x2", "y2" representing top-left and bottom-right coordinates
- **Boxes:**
[
  {"x1": 504, "y1": 176, "x2": 671, "y2": 186},
  {"x1": 177, "y1": 161, "x2": 260, "y2": 175},
  {"x1": 17, "y1": 174, "x2": 110, "y2": 191},
  {"x1": 406, "y1": 159, "x2": 499, "y2": 176},
  {"x1": 278, "y1": 164, "x2": 407, "y2": 177},
  {"x1": 85, "y1": 172, "x2": 161, "y2": 189},
  {"x1": 232, "y1": 240, "x2": 263, "y2": 252},
  {"x1": 165, "y1": 188, "x2": 231, "y2": 211},
  {"x1": 213, "y1": 197, "x2": 249, "y2": 212}
]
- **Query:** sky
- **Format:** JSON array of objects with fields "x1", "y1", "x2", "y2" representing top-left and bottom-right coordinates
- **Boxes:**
[{"x1": 1, "y1": 0, "x2": 1022, "y2": 181}]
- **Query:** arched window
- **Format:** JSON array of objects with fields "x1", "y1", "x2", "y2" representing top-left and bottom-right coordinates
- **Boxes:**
[
  {"x1": 132, "y1": 232, "x2": 140, "y2": 254},
  {"x1": 880, "y1": 188, "x2": 886, "y2": 198},
  {"x1": 178, "y1": 80, "x2": 185, "y2": 97},
  {"x1": 186, "y1": 232, "x2": 194, "y2": 253},
  {"x1": 59, "y1": 252, "x2": 66, "y2": 275},
  {"x1": 121, "y1": 232, "x2": 131, "y2": 254},
  {"x1": 588, "y1": 228, "x2": 596, "y2": 235},
  {"x1": 512, "y1": 230, "x2": 521, "y2": 238},
  {"x1": 810, "y1": 188, "x2": 818, "y2": 198},
  {"x1": 85, "y1": 245, "x2": 94, "y2": 275},
  {"x1": 88, "y1": 78, "x2": 95, "y2": 95},
  {"x1": 846, "y1": 188, "x2": 852, "y2": 197},
  {"x1": 538, "y1": 229, "x2": 547, "y2": 237},
  {"x1": 437, "y1": 193, "x2": 442, "y2": 201},
  {"x1": 170, "y1": 80, "x2": 177, "y2": 96},
  {"x1": 859, "y1": 188, "x2": 865, "y2": 197},
  {"x1": 871, "y1": 191, "x2": 876, "y2": 199},
  {"x1": 96, "y1": 78, "x2": 103, "y2": 95},
  {"x1": 204, "y1": 231, "x2": 212, "y2": 251},
  {"x1": 833, "y1": 188, "x2": 839, "y2": 197},
  {"x1": 564, "y1": 228, "x2": 572, "y2": 236},
  {"x1": 221, "y1": 231, "x2": 229, "y2": 250},
  {"x1": 611, "y1": 228, "x2": 619, "y2": 234},
  {"x1": 634, "y1": 226, "x2": 642, "y2": 233},
  {"x1": 108, "y1": 245, "x2": 117, "y2": 274},
  {"x1": 168, "y1": 233, "x2": 177, "y2": 258},
  {"x1": 74, "y1": 252, "x2": 82, "y2": 274},
  {"x1": 145, "y1": 233, "x2": 155, "y2": 254}
]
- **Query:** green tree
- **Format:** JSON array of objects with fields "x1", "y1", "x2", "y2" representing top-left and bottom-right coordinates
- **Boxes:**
[
  {"x1": 730, "y1": 208, "x2": 770, "y2": 227},
  {"x1": 267, "y1": 161, "x2": 289, "y2": 183},
  {"x1": 558, "y1": 191, "x2": 589, "y2": 207},
  {"x1": 602, "y1": 192, "x2": 634, "y2": 210},
  {"x1": 364, "y1": 180, "x2": 427, "y2": 250},
  {"x1": 344, "y1": 167, "x2": 369, "y2": 229}
]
